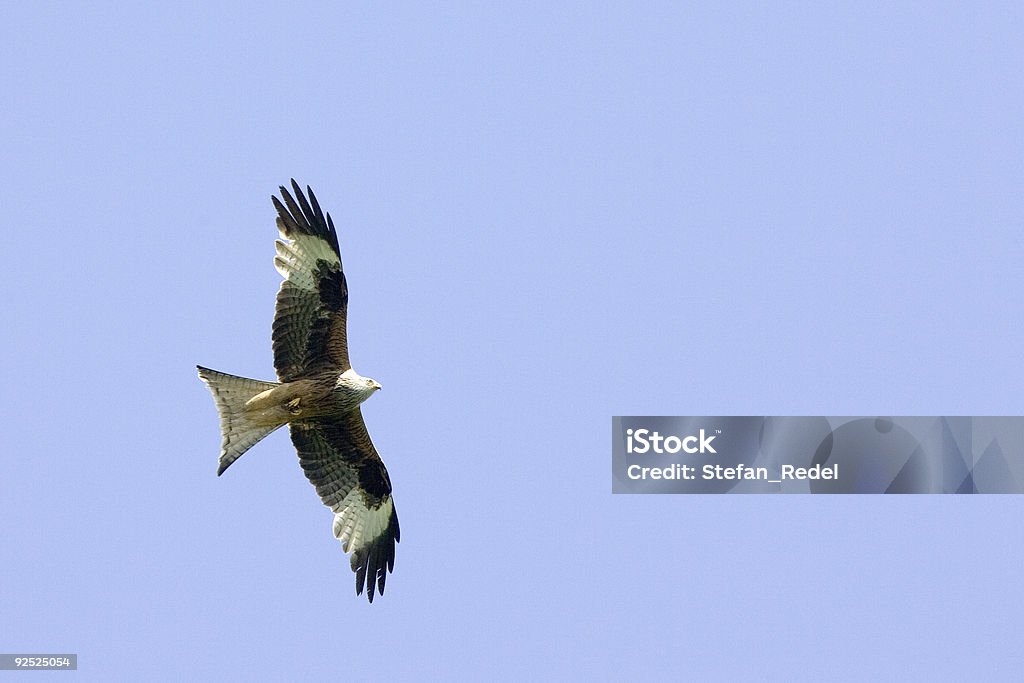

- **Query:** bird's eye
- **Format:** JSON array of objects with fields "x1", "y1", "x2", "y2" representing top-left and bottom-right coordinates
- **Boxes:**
[{"x1": 365, "y1": 379, "x2": 373, "y2": 386}]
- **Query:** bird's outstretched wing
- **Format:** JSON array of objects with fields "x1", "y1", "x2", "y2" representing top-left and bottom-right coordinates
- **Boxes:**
[
  {"x1": 272, "y1": 180, "x2": 350, "y2": 382},
  {"x1": 290, "y1": 409, "x2": 400, "y2": 602}
]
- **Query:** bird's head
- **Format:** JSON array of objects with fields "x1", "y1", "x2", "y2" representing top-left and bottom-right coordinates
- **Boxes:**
[{"x1": 337, "y1": 368, "x2": 382, "y2": 402}]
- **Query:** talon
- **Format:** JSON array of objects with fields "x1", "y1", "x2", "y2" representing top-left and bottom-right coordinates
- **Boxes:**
[{"x1": 286, "y1": 398, "x2": 302, "y2": 415}]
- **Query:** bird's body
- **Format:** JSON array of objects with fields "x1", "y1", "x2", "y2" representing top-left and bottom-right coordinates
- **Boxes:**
[
  {"x1": 198, "y1": 181, "x2": 399, "y2": 602},
  {"x1": 244, "y1": 369, "x2": 381, "y2": 426}
]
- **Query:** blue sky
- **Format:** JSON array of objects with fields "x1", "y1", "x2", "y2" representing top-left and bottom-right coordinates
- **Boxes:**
[{"x1": 3, "y1": 2, "x2": 1023, "y2": 680}]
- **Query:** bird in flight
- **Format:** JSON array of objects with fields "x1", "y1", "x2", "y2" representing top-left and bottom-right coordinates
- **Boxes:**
[{"x1": 198, "y1": 181, "x2": 399, "y2": 602}]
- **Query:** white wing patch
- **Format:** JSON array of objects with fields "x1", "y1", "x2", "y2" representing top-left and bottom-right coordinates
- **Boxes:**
[
  {"x1": 274, "y1": 232, "x2": 340, "y2": 289},
  {"x1": 332, "y1": 490, "x2": 394, "y2": 554}
]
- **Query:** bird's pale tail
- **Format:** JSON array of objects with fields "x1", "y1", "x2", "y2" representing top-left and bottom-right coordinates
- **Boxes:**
[{"x1": 197, "y1": 366, "x2": 283, "y2": 475}]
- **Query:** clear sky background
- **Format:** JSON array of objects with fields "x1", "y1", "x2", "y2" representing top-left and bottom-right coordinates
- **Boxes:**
[{"x1": 3, "y1": 2, "x2": 1023, "y2": 680}]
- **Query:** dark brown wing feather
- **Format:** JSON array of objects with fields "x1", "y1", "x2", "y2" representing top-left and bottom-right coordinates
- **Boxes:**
[
  {"x1": 272, "y1": 180, "x2": 350, "y2": 382},
  {"x1": 290, "y1": 409, "x2": 400, "y2": 602}
]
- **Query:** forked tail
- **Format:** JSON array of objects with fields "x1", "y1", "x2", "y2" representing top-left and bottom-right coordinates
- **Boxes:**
[{"x1": 197, "y1": 365, "x2": 283, "y2": 475}]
